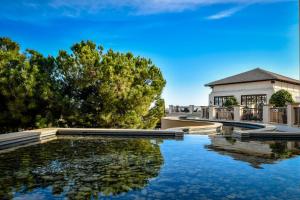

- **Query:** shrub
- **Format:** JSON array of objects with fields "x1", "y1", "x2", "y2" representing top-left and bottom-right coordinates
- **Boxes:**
[
  {"x1": 269, "y1": 90, "x2": 294, "y2": 107},
  {"x1": 223, "y1": 97, "x2": 238, "y2": 107}
]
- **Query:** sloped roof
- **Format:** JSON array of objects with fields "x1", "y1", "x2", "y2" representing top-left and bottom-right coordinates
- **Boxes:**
[{"x1": 205, "y1": 68, "x2": 300, "y2": 87}]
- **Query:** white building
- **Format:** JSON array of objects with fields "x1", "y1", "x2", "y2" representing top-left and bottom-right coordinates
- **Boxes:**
[{"x1": 205, "y1": 68, "x2": 300, "y2": 107}]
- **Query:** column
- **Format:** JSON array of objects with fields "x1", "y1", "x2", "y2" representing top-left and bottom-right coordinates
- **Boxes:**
[
  {"x1": 168, "y1": 105, "x2": 174, "y2": 114},
  {"x1": 200, "y1": 106, "x2": 206, "y2": 119},
  {"x1": 189, "y1": 105, "x2": 194, "y2": 114},
  {"x1": 287, "y1": 104, "x2": 294, "y2": 126},
  {"x1": 209, "y1": 106, "x2": 216, "y2": 120},
  {"x1": 263, "y1": 105, "x2": 271, "y2": 124},
  {"x1": 233, "y1": 105, "x2": 243, "y2": 122}
]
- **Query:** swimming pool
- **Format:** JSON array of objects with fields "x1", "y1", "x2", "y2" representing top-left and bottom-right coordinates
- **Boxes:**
[{"x1": 0, "y1": 128, "x2": 300, "y2": 200}]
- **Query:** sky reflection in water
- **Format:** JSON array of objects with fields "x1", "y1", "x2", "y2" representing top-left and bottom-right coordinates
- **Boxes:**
[{"x1": 0, "y1": 131, "x2": 300, "y2": 200}]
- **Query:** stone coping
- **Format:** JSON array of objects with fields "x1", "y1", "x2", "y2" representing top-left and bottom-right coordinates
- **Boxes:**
[
  {"x1": 185, "y1": 116, "x2": 267, "y2": 129},
  {"x1": 0, "y1": 136, "x2": 58, "y2": 154},
  {"x1": 183, "y1": 116, "x2": 300, "y2": 139},
  {"x1": 57, "y1": 128, "x2": 183, "y2": 137},
  {"x1": 167, "y1": 124, "x2": 222, "y2": 134},
  {"x1": 161, "y1": 116, "x2": 223, "y2": 134},
  {"x1": 0, "y1": 128, "x2": 184, "y2": 152}
]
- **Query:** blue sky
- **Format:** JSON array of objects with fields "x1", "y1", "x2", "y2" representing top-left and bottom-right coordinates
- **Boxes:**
[{"x1": 0, "y1": 0, "x2": 299, "y2": 105}]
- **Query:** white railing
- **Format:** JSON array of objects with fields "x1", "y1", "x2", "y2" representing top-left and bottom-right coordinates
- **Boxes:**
[{"x1": 168, "y1": 104, "x2": 300, "y2": 127}]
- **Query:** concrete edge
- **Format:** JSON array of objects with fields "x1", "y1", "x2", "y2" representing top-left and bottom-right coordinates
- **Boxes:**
[
  {"x1": 57, "y1": 128, "x2": 183, "y2": 138},
  {"x1": 162, "y1": 116, "x2": 222, "y2": 133},
  {"x1": 0, "y1": 128, "x2": 184, "y2": 152},
  {"x1": 0, "y1": 136, "x2": 58, "y2": 154},
  {"x1": 185, "y1": 116, "x2": 266, "y2": 129},
  {"x1": 174, "y1": 115, "x2": 300, "y2": 139},
  {"x1": 166, "y1": 123, "x2": 223, "y2": 134}
]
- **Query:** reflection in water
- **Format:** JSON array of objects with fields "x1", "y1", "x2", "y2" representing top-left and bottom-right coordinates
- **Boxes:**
[
  {"x1": 1, "y1": 130, "x2": 300, "y2": 200},
  {"x1": 0, "y1": 137, "x2": 163, "y2": 199},
  {"x1": 206, "y1": 126, "x2": 300, "y2": 168}
]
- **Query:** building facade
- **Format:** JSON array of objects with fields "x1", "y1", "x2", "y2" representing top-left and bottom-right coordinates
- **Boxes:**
[{"x1": 206, "y1": 68, "x2": 300, "y2": 108}]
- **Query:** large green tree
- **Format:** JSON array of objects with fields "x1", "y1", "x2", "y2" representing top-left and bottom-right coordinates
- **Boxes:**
[
  {"x1": 0, "y1": 38, "x2": 166, "y2": 132},
  {"x1": 55, "y1": 41, "x2": 166, "y2": 128},
  {"x1": 0, "y1": 38, "x2": 55, "y2": 132}
]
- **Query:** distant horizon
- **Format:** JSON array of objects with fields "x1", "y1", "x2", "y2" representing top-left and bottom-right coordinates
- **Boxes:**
[{"x1": 1, "y1": 0, "x2": 299, "y2": 106}]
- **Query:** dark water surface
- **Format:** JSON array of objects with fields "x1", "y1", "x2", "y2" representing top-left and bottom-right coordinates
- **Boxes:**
[{"x1": 1, "y1": 129, "x2": 300, "y2": 200}]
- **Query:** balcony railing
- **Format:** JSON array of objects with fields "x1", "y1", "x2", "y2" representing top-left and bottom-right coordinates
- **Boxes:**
[
  {"x1": 242, "y1": 107, "x2": 263, "y2": 121},
  {"x1": 216, "y1": 107, "x2": 234, "y2": 120},
  {"x1": 167, "y1": 104, "x2": 300, "y2": 125},
  {"x1": 294, "y1": 107, "x2": 300, "y2": 126},
  {"x1": 270, "y1": 107, "x2": 287, "y2": 124}
]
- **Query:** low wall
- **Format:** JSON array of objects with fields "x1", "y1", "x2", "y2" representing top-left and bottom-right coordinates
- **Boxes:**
[
  {"x1": 161, "y1": 117, "x2": 223, "y2": 134},
  {"x1": 161, "y1": 117, "x2": 213, "y2": 129}
]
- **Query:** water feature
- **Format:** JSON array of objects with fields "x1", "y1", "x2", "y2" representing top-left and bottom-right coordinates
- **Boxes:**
[{"x1": 0, "y1": 127, "x2": 300, "y2": 200}]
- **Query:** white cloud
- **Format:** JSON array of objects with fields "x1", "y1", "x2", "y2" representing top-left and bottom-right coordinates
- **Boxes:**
[
  {"x1": 45, "y1": 0, "x2": 298, "y2": 20},
  {"x1": 206, "y1": 5, "x2": 247, "y2": 20},
  {"x1": 49, "y1": 0, "x2": 295, "y2": 15}
]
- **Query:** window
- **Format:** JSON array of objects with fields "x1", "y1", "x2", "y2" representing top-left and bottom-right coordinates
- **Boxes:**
[
  {"x1": 241, "y1": 94, "x2": 267, "y2": 107},
  {"x1": 214, "y1": 96, "x2": 234, "y2": 106}
]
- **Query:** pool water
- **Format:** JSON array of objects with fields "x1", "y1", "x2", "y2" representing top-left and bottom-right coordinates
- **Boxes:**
[{"x1": 1, "y1": 130, "x2": 300, "y2": 200}]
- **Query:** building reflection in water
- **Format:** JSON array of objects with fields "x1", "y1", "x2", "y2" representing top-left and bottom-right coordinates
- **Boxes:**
[{"x1": 206, "y1": 126, "x2": 300, "y2": 168}]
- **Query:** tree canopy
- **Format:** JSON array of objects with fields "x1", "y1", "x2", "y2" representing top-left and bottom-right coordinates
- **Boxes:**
[
  {"x1": 269, "y1": 89, "x2": 294, "y2": 107},
  {"x1": 0, "y1": 37, "x2": 166, "y2": 132},
  {"x1": 0, "y1": 38, "x2": 56, "y2": 132}
]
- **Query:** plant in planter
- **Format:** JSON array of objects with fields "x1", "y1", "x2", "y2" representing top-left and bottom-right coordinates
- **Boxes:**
[
  {"x1": 223, "y1": 97, "x2": 238, "y2": 108},
  {"x1": 269, "y1": 90, "x2": 294, "y2": 107}
]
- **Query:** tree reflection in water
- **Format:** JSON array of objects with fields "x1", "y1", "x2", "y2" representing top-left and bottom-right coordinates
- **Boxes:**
[{"x1": 0, "y1": 137, "x2": 164, "y2": 199}]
